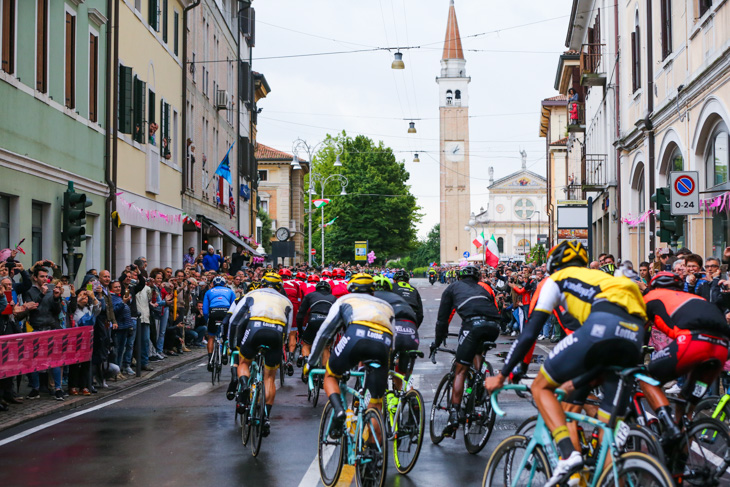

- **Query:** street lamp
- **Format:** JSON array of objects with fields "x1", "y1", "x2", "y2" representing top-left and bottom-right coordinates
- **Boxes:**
[
  {"x1": 292, "y1": 137, "x2": 346, "y2": 267},
  {"x1": 391, "y1": 51, "x2": 405, "y2": 69}
]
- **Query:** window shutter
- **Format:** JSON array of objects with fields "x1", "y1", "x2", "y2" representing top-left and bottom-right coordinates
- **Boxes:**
[
  {"x1": 133, "y1": 76, "x2": 146, "y2": 143},
  {"x1": 148, "y1": 0, "x2": 158, "y2": 31},
  {"x1": 119, "y1": 65, "x2": 133, "y2": 134},
  {"x1": 148, "y1": 89, "x2": 155, "y2": 125},
  {"x1": 163, "y1": 101, "x2": 171, "y2": 156},
  {"x1": 239, "y1": 61, "x2": 250, "y2": 103},
  {"x1": 2, "y1": 0, "x2": 16, "y2": 74},
  {"x1": 173, "y1": 11, "x2": 179, "y2": 56},
  {"x1": 249, "y1": 8, "x2": 255, "y2": 47},
  {"x1": 36, "y1": 0, "x2": 48, "y2": 92},
  {"x1": 630, "y1": 32, "x2": 637, "y2": 92},
  {"x1": 89, "y1": 34, "x2": 98, "y2": 122},
  {"x1": 634, "y1": 27, "x2": 641, "y2": 91},
  {"x1": 250, "y1": 143, "x2": 257, "y2": 189},
  {"x1": 162, "y1": 0, "x2": 168, "y2": 42},
  {"x1": 65, "y1": 12, "x2": 76, "y2": 109}
]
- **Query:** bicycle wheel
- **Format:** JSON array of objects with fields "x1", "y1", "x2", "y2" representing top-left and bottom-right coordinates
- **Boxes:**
[
  {"x1": 621, "y1": 424, "x2": 665, "y2": 465},
  {"x1": 596, "y1": 451, "x2": 674, "y2": 487},
  {"x1": 318, "y1": 400, "x2": 346, "y2": 487},
  {"x1": 429, "y1": 373, "x2": 453, "y2": 444},
  {"x1": 241, "y1": 381, "x2": 252, "y2": 446},
  {"x1": 356, "y1": 408, "x2": 388, "y2": 487},
  {"x1": 393, "y1": 389, "x2": 425, "y2": 474},
  {"x1": 464, "y1": 379, "x2": 497, "y2": 454},
  {"x1": 694, "y1": 395, "x2": 730, "y2": 428},
  {"x1": 669, "y1": 417, "x2": 730, "y2": 486},
  {"x1": 250, "y1": 379, "x2": 266, "y2": 457},
  {"x1": 515, "y1": 415, "x2": 537, "y2": 436},
  {"x1": 312, "y1": 374, "x2": 321, "y2": 408},
  {"x1": 481, "y1": 435, "x2": 552, "y2": 487},
  {"x1": 279, "y1": 353, "x2": 286, "y2": 387},
  {"x1": 210, "y1": 347, "x2": 218, "y2": 386}
]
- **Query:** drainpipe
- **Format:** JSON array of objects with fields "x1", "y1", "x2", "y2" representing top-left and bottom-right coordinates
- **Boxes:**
[
  {"x1": 614, "y1": 0, "x2": 622, "y2": 260},
  {"x1": 103, "y1": 0, "x2": 114, "y2": 271},
  {"x1": 646, "y1": 0, "x2": 656, "y2": 254}
]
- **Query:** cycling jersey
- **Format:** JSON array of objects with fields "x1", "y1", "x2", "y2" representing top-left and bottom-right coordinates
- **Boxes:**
[
  {"x1": 296, "y1": 289, "x2": 336, "y2": 344},
  {"x1": 435, "y1": 278, "x2": 500, "y2": 343},
  {"x1": 227, "y1": 288, "x2": 293, "y2": 346},
  {"x1": 392, "y1": 281, "x2": 424, "y2": 326},
  {"x1": 283, "y1": 279, "x2": 304, "y2": 321},
  {"x1": 644, "y1": 288, "x2": 730, "y2": 338},
  {"x1": 330, "y1": 279, "x2": 349, "y2": 299},
  {"x1": 202, "y1": 285, "x2": 236, "y2": 320},
  {"x1": 374, "y1": 290, "x2": 417, "y2": 323}
]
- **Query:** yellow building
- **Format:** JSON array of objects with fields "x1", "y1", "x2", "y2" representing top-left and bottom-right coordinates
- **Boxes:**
[
  {"x1": 539, "y1": 94, "x2": 569, "y2": 245},
  {"x1": 110, "y1": 0, "x2": 189, "y2": 273}
]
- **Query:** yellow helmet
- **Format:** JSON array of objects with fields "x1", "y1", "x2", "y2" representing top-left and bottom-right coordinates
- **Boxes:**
[
  {"x1": 546, "y1": 240, "x2": 589, "y2": 274},
  {"x1": 347, "y1": 273, "x2": 375, "y2": 293},
  {"x1": 261, "y1": 271, "x2": 283, "y2": 288}
]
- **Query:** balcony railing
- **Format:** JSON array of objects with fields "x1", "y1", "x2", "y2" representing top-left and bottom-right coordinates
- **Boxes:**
[
  {"x1": 567, "y1": 101, "x2": 585, "y2": 133},
  {"x1": 565, "y1": 183, "x2": 583, "y2": 200},
  {"x1": 580, "y1": 43, "x2": 606, "y2": 87},
  {"x1": 584, "y1": 154, "x2": 608, "y2": 189}
]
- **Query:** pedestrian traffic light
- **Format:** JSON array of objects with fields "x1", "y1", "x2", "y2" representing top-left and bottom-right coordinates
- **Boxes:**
[
  {"x1": 63, "y1": 181, "x2": 92, "y2": 249},
  {"x1": 651, "y1": 186, "x2": 684, "y2": 245}
]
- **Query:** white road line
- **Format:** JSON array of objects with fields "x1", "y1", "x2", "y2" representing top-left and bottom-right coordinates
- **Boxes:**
[
  {"x1": 197, "y1": 363, "x2": 206, "y2": 367},
  {"x1": 435, "y1": 298, "x2": 441, "y2": 301},
  {"x1": 536, "y1": 344, "x2": 551, "y2": 354},
  {"x1": 690, "y1": 441, "x2": 725, "y2": 467},
  {"x1": 298, "y1": 445, "x2": 334, "y2": 487},
  {"x1": 171, "y1": 382, "x2": 215, "y2": 397}
]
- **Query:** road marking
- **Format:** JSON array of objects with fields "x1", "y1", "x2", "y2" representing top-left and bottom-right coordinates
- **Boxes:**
[
  {"x1": 690, "y1": 441, "x2": 724, "y2": 467},
  {"x1": 171, "y1": 382, "x2": 215, "y2": 397},
  {"x1": 299, "y1": 446, "x2": 334, "y2": 487},
  {"x1": 537, "y1": 344, "x2": 551, "y2": 354},
  {"x1": 197, "y1": 363, "x2": 207, "y2": 367},
  {"x1": 435, "y1": 298, "x2": 441, "y2": 301}
]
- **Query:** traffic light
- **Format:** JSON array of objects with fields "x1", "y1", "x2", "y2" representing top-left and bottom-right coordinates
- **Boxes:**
[
  {"x1": 651, "y1": 186, "x2": 684, "y2": 245},
  {"x1": 62, "y1": 181, "x2": 92, "y2": 249}
]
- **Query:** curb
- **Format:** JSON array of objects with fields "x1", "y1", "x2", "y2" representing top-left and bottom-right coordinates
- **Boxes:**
[{"x1": 0, "y1": 350, "x2": 206, "y2": 434}]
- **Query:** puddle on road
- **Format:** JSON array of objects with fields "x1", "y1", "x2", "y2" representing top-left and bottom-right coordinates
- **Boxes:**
[{"x1": 494, "y1": 352, "x2": 545, "y2": 364}]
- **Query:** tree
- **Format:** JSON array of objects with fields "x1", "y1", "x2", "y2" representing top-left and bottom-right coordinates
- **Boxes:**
[
  {"x1": 411, "y1": 224, "x2": 440, "y2": 268},
  {"x1": 258, "y1": 210, "x2": 273, "y2": 254},
  {"x1": 527, "y1": 244, "x2": 546, "y2": 265},
  {"x1": 305, "y1": 133, "x2": 421, "y2": 264}
]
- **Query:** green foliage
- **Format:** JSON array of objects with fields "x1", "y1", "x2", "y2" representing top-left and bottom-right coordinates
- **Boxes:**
[
  {"x1": 305, "y1": 132, "x2": 421, "y2": 264},
  {"x1": 410, "y1": 224, "x2": 440, "y2": 268},
  {"x1": 412, "y1": 266, "x2": 429, "y2": 277},
  {"x1": 527, "y1": 244, "x2": 547, "y2": 265},
  {"x1": 258, "y1": 210, "x2": 273, "y2": 254}
]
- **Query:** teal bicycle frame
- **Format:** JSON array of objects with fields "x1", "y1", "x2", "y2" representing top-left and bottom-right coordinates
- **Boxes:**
[
  {"x1": 308, "y1": 366, "x2": 386, "y2": 468},
  {"x1": 491, "y1": 369, "x2": 660, "y2": 487},
  {"x1": 246, "y1": 345, "x2": 268, "y2": 421}
]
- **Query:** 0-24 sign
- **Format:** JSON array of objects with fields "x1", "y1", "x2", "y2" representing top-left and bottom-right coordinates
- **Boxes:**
[{"x1": 670, "y1": 171, "x2": 699, "y2": 216}]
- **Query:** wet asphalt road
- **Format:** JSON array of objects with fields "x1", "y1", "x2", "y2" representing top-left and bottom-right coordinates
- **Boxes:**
[{"x1": 0, "y1": 279, "x2": 548, "y2": 487}]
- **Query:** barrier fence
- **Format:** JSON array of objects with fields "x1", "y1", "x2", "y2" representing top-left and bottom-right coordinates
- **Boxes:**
[{"x1": 0, "y1": 328, "x2": 93, "y2": 379}]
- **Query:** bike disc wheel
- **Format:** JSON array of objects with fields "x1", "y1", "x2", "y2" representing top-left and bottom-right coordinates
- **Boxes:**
[
  {"x1": 596, "y1": 452, "x2": 674, "y2": 487},
  {"x1": 250, "y1": 379, "x2": 266, "y2": 457},
  {"x1": 318, "y1": 400, "x2": 346, "y2": 487},
  {"x1": 356, "y1": 408, "x2": 388, "y2": 487},
  {"x1": 393, "y1": 389, "x2": 425, "y2": 474},
  {"x1": 429, "y1": 373, "x2": 453, "y2": 444},
  {"x1": 464, "y1": 378, "x2": 496, "y2": 454},
  {"x1": 482, "y1": 435, "x2": 551, "y2": 487}
]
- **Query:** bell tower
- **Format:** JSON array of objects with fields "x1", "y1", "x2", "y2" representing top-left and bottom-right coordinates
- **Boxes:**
[{"x1": 437, "y1": 0, "x2": 471, "y2": 263}]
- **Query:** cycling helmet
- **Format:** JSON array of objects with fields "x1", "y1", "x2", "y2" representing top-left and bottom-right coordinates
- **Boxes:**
[
  {"x1": 212, "y1": 276, "x2": 227, "y2": 287},
  {"x1": 459, "y1": 265, "x2": 480, "y2": 280},
  {"x1": 296, "y1": 271, "x2": 307, "y2": 281},
  {"x1": 649, "y1": 271, "x2": 683, "y2": 291},
  {"x1": 393, "y1": 269, "x2": 409, "y2": 282},
  {"x1": 333, "y1": 268, "x2": 346, "y2": 279},
  {"x1": 345, "y1": 270, "x2": 352, "y2": 279},
  {"x1": 248, "y1": 281, "x2": 261, "y2": 291},
  {"x1": 546, "y1": 240, "x2": 589, "y2": 274},
  {"x1": 373, "y1": 275, "x2": 392, "y2": 292},
  {"x1": 307, "y1": 274, "x2": 320, "y2": 283},
  {"x1": 599, "y1": 263, "x2": 616, "y2": 276},
  {"x1": 315, "y1": 280, "x2": 331, "y2": 292},
  {"x1": 347, "y1": 273, "x2": 375, "y2": 294},
  {"x1": 261, "y1": 272, "x2": 283, "y2": 288},
  {"x1": 322, "y1": 269, "x2": 333, "y2": 278},
  {"x1": 279, "y1": 268, "x2": 293, "y2": 279}
]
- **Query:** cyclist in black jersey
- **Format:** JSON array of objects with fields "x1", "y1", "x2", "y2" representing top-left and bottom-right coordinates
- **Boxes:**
[
  {"x1": 392, "y1": 270, "x2": 424, "y2": 326},
  {"x1": 296, "y1": 280, "x2": 336, "y2": 380}
]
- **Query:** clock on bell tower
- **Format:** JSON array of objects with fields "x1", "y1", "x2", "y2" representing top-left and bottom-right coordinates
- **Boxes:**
[{"x1": 437, "y1": 0, "x2": 472, "y2": 263}]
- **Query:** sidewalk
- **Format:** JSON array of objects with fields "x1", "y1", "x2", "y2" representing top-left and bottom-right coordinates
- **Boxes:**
[{"x1": 0, "y1": 348, "x2": 206, "y2": 433}]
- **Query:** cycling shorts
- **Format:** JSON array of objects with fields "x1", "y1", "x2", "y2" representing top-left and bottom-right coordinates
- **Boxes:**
[
  {"x1": 326, "y1": 324, "x2": 392, "y2": 400},
  {"x1": 541, "y1": 307, "x2": 645, "y2": 420},
  {"x1": 301, "y1": 313, "x2": 328, "y2": 346},
  {"x1": 240, "y1": 320, "x2": 284, "y2": 369},
  {"x1": 392, "y1": 320, "x2": 420, "y2": 374},
  {"x1": 455, "y1": 317, "x2": 500, "y2": 367},
  {"x1": 648, "y1": 331, "x2": 728, "y2": 404},
  {"x1": 207, "y1": 308, "x2": 228, "y2": 336}
]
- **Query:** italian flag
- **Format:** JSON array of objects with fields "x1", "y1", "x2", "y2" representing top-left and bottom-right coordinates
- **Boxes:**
[
  {"x1": 320, "y1": 217, "x2": 338, "y2": 228},
  {"x1": 484, "y1": 234, "x2": 500, "y2": 267},
  {"x1": 472, "y1": 230, "x2": 485, "y2": 249},
  {"x1": 312, "y1": 199, "x2": 330, "y2": 208}
]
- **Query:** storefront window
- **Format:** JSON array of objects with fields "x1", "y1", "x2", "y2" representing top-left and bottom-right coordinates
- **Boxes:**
[{"x1": 706, "y1": 123, "x2": 729, "y2": 188}]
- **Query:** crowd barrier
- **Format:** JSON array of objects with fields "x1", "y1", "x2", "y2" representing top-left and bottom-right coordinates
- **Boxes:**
[{"x1": 0, "y1": 328, "x2": 93, "y2": 379}]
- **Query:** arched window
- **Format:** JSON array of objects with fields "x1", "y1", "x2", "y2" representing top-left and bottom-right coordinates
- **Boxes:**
[
  {"x1": 445, "y1": 90, "x2": 453, "y2": 105},
  {"x1": 631, "y1": 162, "x2": 646, "y2": 262},
  {"x1": 454, "y1": 90, "x2": 461, "y2": 99},
  {"x1": 661, "y1": 144, "x2": 683, "y2": 185},
  {"x1": 706, "y1": 122, "x2": 729, "y2": 188},
  {"x1": 497, "y1": 237, "x2": 504, "y2": 253}
]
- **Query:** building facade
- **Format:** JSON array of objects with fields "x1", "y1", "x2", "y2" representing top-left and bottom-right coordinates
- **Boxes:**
[
  {"x1": 437, "y1": 0, "x2": 472, "y2": 263},
  {"x1": 255, "y1": 144, "x2": 308, "y2": 265},
  {"x1": 539, "y1": 94, "x2": 568, "y2": 245},
  {"x1": 0, "y1": 0, "x2": 108, "y2": 279},
  {"x1": 111, "y1": 0, "x2": 189, "y2": 274}
]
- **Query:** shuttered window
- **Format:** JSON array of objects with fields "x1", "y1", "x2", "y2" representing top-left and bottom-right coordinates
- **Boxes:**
[
  {"x1": 64, "y1": 11, "x2": 76, "y2": 109},
  {"x1": 161, "y1": 100, "x2": 171, "y2": 157},
  {"x1": 239, "y1": 61, "x2": 250, "y2": 103},
  {"x1": 148, "y1": 0, "x2": 158, "y2": 31},
  {"x1": 118, "y1": 65, "x2": 133, "y2": 134},
  {"x1": 1, "y1": 0, "x2": 15, "y2": 75},
  {"x1": 162, "y1": 0, "x2": 168, "y2": 42},
  {"x1": 36, "y1": 0, "x2": 48, "y2": 92},
  {"x1": 148, "y1": 89, "x2": 156, "y2": 126},
  {"x1": 660, "y1": 0, "x2": 672, "y2": 60},
  {"x1": 173, "y1": 10, "x2": 179, "y2": 56},
  {"x1": 133, "y1": 76, "x2": 146, "y2": 143},
  {"x1": 89, "y1": 33, "x2": 98, "y2": 122},
  {"x1": 699, "y1": 0, "x2": 712, "y2": 17}
]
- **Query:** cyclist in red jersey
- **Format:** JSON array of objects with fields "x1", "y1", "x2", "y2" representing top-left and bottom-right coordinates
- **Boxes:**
[
  {"x1": 303, "y1": 274, "x2": 319, "y2": 296},
  {"x1": 280, "y1": 268, "x2": 304, "y2": 355},
  {"x1": 330, "y1": 268, "x2": 349, "y2": 298},
  {"x1": 641, "y1": 271, "x2": 730, "y2": 441}
]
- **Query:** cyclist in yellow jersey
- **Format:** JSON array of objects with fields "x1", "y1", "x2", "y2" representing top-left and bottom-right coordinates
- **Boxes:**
[{"x1": 486, "y1": 241, "x2": 648, "y2": 487}]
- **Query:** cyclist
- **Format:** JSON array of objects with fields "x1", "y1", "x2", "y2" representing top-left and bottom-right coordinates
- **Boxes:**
[
  {"x1": 303, "y1": 274, "x2": 319, "y2": 296},
  {"x1": 373, "y1": 276, "x2": 419, "y2": 393},
  {"x1": 486, "y1": 241, "x2": 647, "y2": 487},
  {"x1": 295, "y1": 271, "x2": 308, "y2": 284},
  {"x1": 392, "y1": 269, "x2": 424, "y2": 327},
  {"x1": 433, "y1": 265, "x2": 501, "y2": 437},
  {"x1": 296, "y1": 279, "x2": 337, "y2": 376},
  {"x1": 305, "y1": 274, "x2": 395, "y2": 436},
  {"x1": 640, "y1": 271, "x2": 730, "y2": 441},
  {"x1": 202, "y1": 275, "x2": 236, "y2": 371},
  {"x1": 330, "y1": 268, "x2": 349, "y2": 298},
  {"x1": 229, "y1": 272, "x2": 293, "y2": 436},
  {"x1": 321, "y1": 269, "x2": 333, "y2": 283}
]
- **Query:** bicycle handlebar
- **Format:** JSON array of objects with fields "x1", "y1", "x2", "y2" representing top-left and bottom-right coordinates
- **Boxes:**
[
  {"x1": 490, "y1": 384, "x2": 567, "y2": 417},
  {"x1": 306, "y1": 367, "x2": 366, "y2": 391}
]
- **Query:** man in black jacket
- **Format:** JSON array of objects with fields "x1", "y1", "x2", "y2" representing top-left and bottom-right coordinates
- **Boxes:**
[
  {"x1": 392, "y1": 269, "x2": 424, "y2": 326},
  {"x1": 433, "y1": 265, "x2": 501, "y2": 436}
]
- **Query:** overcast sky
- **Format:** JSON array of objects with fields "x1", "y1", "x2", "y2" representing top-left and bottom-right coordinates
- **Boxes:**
[{"x1": 253, "y1": 0, "x2": 574, "y2": 238}]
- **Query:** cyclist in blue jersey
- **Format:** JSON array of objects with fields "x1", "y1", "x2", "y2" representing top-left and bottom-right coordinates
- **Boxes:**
[{"x1": 203, "y1": 275, "x2": 236, "y2": 370}]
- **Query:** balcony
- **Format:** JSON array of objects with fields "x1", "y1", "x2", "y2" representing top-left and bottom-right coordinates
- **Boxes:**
[
  {"x1": 580, "y1": 43, "x2": 606, "y2": 87},
  {"x1": 565, "y1": 183, "x2": 583, "y2": 201},
  {"x1": 583, "y1": 154, "x2": 608, "y2": 190},
  {"x1": 567, "y1": 101, "x2": 585, "y2": 133}
]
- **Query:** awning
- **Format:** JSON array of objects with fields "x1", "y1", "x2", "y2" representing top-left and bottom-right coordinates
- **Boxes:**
[{"x1": 199, "y1": 216, "x2": 262, "y2": 256}]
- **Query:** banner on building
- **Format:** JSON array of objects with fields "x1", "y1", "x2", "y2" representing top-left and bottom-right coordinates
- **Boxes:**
[
  {"x1": 0, "y1": 328, "x2": 94, "y2": 379},
  {"x1": 354, "y1": 241, "x2": 368, "y2": 261}
]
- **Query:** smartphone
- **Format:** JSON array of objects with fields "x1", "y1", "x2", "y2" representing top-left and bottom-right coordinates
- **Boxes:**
[
  {"x1": 46, "y1": 283, "x2": 55, "y2": 291},
  {"x1": 86, "y1": 282, "x2": 93, "y2": 292}
]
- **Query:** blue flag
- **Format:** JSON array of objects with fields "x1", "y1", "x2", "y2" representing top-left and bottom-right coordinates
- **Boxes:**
[{"x1": 214, "y1": 143, "x2": 235, "y2": 186}]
